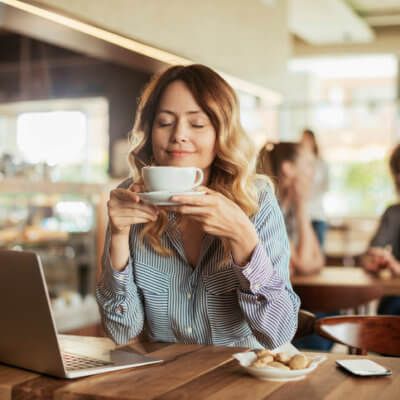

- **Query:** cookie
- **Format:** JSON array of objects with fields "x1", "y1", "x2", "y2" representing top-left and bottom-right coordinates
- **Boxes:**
[
  {"x1": 252, "y1": 359, "x2": 269, "y2": 368},
  {"x1": 255, "y1": 349, "x2": 274, "y2": 357},
  {"x1": 267, "y1": 361, "x2": 291, "y2": 370},
  {"x1": 288, "y1": 354, "x2": 309, "y2": 370},
  {"x1": 259, "y1": 355, "x2": 274, "y2": 364},
  {"x1": 274, "y1": 352, "x2": 292, "y2": 364}
]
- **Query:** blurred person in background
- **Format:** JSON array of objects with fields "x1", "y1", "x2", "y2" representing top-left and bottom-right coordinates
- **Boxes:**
[
  {"x1": 257, "y1": 141, "x2": 331, "y2": 351},
  {"x1": 361, "y1": 144, "x2": 400, "y2": 315},
  {"x1": 257, "y1": 142, "x2": 325, "y2": 276},
  {"x1": 300, "y1": 129, "x2": 329, "y2": 248}
]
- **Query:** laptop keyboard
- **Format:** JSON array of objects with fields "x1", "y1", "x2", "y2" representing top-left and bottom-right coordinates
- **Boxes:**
[{"x1": 62, "y1": 352, "x2": 113, "y2": 371}]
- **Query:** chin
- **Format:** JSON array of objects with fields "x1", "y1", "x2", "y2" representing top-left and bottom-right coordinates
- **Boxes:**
[{"x1": 163, "y1": 156, "x2": 199, "y2": 167}]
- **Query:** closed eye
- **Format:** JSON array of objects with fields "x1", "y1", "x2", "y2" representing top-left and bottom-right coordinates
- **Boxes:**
[{"x1": 157, "y1": 121, "x2": 173, "y2": 127}]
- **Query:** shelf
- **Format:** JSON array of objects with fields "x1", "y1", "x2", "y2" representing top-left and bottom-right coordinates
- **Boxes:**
[{"x1": 0, "y1": 178, "x2": 111, "y2": 196}]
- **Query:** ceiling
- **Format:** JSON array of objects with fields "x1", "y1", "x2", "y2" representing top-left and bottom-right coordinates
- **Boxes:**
[
  {"x1": 288, "y1": 0, "x2": 400, "y2": 45},
  {"x1": 347, "y1": 0, "x2": 400, "y2": 27}
]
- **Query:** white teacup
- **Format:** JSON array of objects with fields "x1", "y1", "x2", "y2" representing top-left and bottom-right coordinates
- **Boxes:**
[{"x1": 142, "y1": 166, "x2": 204, "y2": 192}]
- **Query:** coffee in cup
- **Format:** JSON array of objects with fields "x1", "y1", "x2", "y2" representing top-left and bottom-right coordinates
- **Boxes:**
[{"x1": 142, "y1": 166, "x2": 204, "y2": 192}]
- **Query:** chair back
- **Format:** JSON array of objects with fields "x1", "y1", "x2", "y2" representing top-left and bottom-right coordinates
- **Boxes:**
[
  {"x1": 315, "y1": 315, "x2": 400, "y2": 356},
  {"x1": 294, "y1": 284, "x2": 383, "y2": 313},
  {"x1": 294, "y1": 309, "x2": 316, "y2": 340}
]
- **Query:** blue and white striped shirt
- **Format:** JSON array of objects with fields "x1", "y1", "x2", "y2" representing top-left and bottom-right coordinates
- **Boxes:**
[{"x1": 96, "y1": 179, "x2": 300, "y2": 349}]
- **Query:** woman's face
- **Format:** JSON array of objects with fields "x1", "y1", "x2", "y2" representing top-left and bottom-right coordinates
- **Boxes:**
[
  {"x1": 151, "y1": 80, "x2": 217, "y2": 183},
  {"x1": 282, "y1": 148, "x2": 315, "y2": 186},
  {"x1": 300, "y1": 133, "x2": 314, "y2": 153},
  {"x1": 295, "y1": 148, "x2": 315, "y2": 180}
]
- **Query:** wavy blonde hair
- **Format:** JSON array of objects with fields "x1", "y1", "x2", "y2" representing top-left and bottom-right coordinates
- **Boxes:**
[{"x1": 128, "y1": 64, "x2": 261, "y2": 259}]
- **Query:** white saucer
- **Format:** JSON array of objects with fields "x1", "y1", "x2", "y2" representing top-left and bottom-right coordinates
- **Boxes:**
[{"x1": 137, "y1": 191, "x2": 205, "y2": 206}]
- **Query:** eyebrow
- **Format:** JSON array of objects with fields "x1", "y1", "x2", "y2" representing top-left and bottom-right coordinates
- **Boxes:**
[{"x1": 158, "y1": 109, "x2": 205, "y2": 116}]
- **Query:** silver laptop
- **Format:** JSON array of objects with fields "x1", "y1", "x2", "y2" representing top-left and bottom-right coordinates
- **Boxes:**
[{"x1": 0, "y1": 249, "x2": 162, "y2": 379}]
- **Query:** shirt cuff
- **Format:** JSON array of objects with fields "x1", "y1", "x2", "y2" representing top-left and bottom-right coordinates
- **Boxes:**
[
  {"x1": 100, "y1": 251, "x2": 133, "y2": 296},
  {"x1": 232, "y1": 242, "x2": 275, "y2": 294}
]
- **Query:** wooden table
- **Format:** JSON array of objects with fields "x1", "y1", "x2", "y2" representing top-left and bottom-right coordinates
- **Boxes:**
[
  {"x1": 0, "y1": 336, "x2": 399, "y2": 399},
  {"x1": 292, "y1": 266, "x2": 400, "y2": 296},
  {"x1": 291, "y1": 266, "x2": 400, "y2": 313}
]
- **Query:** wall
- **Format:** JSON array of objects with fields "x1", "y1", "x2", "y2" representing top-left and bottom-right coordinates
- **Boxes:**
[{"x1": 31, "y1": 0, "x2": 290, "y2": 93}]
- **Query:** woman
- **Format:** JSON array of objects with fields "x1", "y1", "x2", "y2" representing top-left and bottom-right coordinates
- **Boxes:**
[
  {"x1": 257, "y1": 142, "x2": 325, "y2": 275},
  {"x1": 361, "y1": 144, "x2": 400, "y2": 315},
  {"x1": 96, "y1": 64, "x2": 300, "y2": 348},
  {"x1": 300, "y1": 129, "x2": 329, "y2": 248},
  {"x1": 257, "y1": 142, "x2": 331, "y2": 351}
]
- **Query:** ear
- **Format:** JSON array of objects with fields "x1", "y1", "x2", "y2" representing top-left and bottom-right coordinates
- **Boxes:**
[{"x1": 281, "y1": 160, "x2": 295, "y2": 178}]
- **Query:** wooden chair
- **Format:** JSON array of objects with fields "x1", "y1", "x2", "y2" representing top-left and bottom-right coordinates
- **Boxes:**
[
  {"x1": 294, "y1": 284, "x2": 383, "y2": 313},
  {"x1": 294, "y1": 309, "x2": 316, "y2": 340},
  {"x1": 315, "y1": 315, "x2": 400, "y2": 356}
]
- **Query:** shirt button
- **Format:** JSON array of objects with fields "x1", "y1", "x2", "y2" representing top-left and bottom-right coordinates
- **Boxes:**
[
  {"x1": 253, "y1": 283, "x2": 261, "y2": 291},
  {"x1": 187, "y1": 292, "x2": 192, "y2": 299},
  {"x1": 115, "y1": 305, "x2": 124, "y2": 314},
  {"x1": 187, "y1": 326, "x2": 192, "y2": 334}
]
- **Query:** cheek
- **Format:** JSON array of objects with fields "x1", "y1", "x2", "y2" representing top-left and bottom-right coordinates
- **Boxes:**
[
  {"x1": 200, "y1": 131, "x2": 217, "y2": 156},
  {"x1": 151, "y1": 130, "x2": 166, "y2": 151},
  {"x1": 203, "y1": 139, "x2": 217, "y2": 158}
]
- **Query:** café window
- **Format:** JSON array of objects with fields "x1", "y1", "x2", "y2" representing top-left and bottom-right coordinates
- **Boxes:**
[
  {"x1": 17, "y1": 111, "x2": 87, "y2": 165},
  {"x1": 286, "y1": 55, "x2": 399, "y2": 218},
  {"x1": 0, "y1": 97, "x2": 109, "y2": 182}
]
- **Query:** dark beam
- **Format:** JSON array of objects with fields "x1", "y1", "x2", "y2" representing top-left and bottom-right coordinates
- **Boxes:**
[{"x1": 0, "y1": 2, "x2": 167, "y2": 75}]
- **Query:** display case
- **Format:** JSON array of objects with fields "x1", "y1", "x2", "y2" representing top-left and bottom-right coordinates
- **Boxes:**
[{"x1": 0, "y1": 178, "x2": 112, "y2": 332}]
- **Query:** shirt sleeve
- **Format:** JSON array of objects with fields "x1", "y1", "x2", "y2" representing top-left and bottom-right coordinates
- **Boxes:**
[
  {"x1": 370, "y1": 206, "x2": 398, "y2": 252},
  {"x1": 231, "y1": 181, "x2": 301, "y2": 349},
  {"x1": 95, "y1": 188, "x2": 145, "y2": 345}
]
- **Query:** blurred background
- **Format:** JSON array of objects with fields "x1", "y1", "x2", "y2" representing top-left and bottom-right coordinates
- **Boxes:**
[{"x1": 1, "y1": 0, "x2": 400, "y2": 333}]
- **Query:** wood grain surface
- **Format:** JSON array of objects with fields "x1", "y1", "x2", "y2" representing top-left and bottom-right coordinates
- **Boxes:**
[{"x1": 0, "y1": 336, "x2": 399, "y2": 399}]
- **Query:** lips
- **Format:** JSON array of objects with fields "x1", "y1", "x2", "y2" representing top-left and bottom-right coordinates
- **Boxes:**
[{"x1": 167, "y1": 150, "x2": 195, "y2": 156}]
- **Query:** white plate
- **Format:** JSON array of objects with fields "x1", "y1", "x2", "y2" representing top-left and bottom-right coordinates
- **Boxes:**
[
  {"x1": 137, "y1": 191, "x2": 205, "y2": 206},
  {"x1": 233, "y1": 343, "x2": 327, "y2": 382}
]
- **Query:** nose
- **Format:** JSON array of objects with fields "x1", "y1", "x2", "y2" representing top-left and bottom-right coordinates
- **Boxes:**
[{"x1": 171, "y1": 119, "x2": 188, "y2": 143}]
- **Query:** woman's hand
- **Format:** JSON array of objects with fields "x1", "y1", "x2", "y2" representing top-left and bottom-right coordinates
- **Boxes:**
[
  {"x1": 361, "y1": 251, "x2": 381, "y2": 273},
  {"x1": 107, "y1": 183, "x2": 159, "y2": 271},
  {"x1": 363, "y1": 247, "x2": 400, "y2": 276},
  {"x1": 291, "y1": 173, "x2": 311, "y2": 211},
  {"x1": 108, "y1": 183, "x2": 159, "y2": 237},
  {"x1": 170, "y1": 186, "x2": 259, "y2": 266}
]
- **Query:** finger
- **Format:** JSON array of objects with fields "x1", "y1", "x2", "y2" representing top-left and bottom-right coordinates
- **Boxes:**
[
  {"x1": 109, "y1": 206, "x2": 158, "y2": 219},
  {"x1": 170, "y1": 193, "x2": 212, "y2": 205},
  {"x1": 112, "y1": 213, "x2": 157, "y2": 225},
  {"x1": 170, "y1": 205, "x2": 209, "y2": 216},
  {"x1": 134, "y1": 201, "x2": 160, "y2": 214},
  {"x1": 369, "y1": 247, "x2": 386, "y2": 255},
  {"x1": 109, "y1": 197, "x2": 159, "y2": 215},
  {"x1": 112, "y1": 216, "x2": 154, "y2": 228},
  {"x1": 129, "y1": 182, "x2": 145, "y2": 193},
  {"x1": 392, "y1": 264, "x2": 400, "y2": 275},
  {"x1": 195, "y1": 185, "x2": 215, "y2": 194},
  {"x1": 112, "y1": 188, "x2": 140, "y2": 203},
  {"x1": 366, "y1": 262, "x2": 379, "y2": 272}
]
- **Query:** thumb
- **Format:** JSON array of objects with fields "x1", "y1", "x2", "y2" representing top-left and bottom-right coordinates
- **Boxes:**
[
  {"x1": 129, "y1": 182, "x2": 145, "y2": 193},
  {"x1": 196, "y1": 185, "x2": 214, "y2": 194}
]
